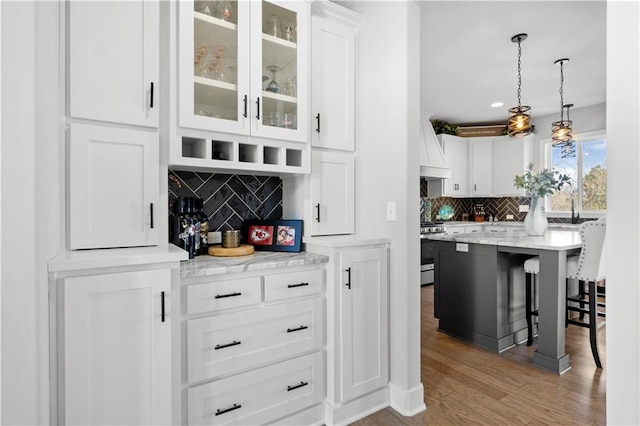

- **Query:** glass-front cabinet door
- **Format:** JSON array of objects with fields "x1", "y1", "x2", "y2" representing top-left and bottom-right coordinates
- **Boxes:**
[
  {"x1": 179, "y1": 0, "x2": 308, "y2": 143},
  {"x1": 179, "y1": 1, "x2": 250, "y2": 135},
  {"x1": 250, "y1": 1, "x2": 308, "y2": 142}
]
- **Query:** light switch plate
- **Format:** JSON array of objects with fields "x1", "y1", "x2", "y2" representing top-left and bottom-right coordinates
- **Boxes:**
[
  {"x1": 386, "y1": 201, "x2": 397, "y2": 221},
  {"x1": 506, "y1": 214, "x2": 514, "y2": 220},
  {"x1": 519, "y1": 205, "x2": 529, "y2": 212}
]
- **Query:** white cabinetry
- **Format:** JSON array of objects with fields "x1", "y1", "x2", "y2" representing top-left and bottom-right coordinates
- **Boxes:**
[
  {"x1": 181, "y1": 265, "x2": 326, "y2": 425},
  {"x1": 172, "y1": 1, "x2": 310, "y2": 173},
  {"x1": 305, "y1": 238, "x2": 390, "y2": 424},
  {"x1": 57, "y1": 268, "x2": 172, "y2": 425},
  {"x1": 69, "y1": 0, "x2": 159, "y2": 127},
  {"x1": 283, "y1": 3, "x2": 359, "y2": 237},
  {"x1": 492, "y1": 135, "x2": 533, "y2": 196},
  {"x1": 67, "y1": 0, "x2": 160, "y2": 249},
  {"x1": 310, "y1": 151, "x2": 355, "y2": 236},
  {"x1": 469, "y1": 137, "x2": 493, "y2": 197},
  {"x1": 338, "y1": 247, "x2": 389, "y2": 402},
  {"x1": 311, "y1": 7, "x2": 358, "y2": 151},
  {"x1": 69, "y1": 124, "x2": 159, "y2": 249},
  {"x1": 428, "y1": 134, "x2": 468, "y2": 197}
]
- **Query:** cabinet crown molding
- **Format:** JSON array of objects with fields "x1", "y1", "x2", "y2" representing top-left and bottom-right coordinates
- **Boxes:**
[{"x1": 311, "y1": 0, "x2": 362, "y2": 27}]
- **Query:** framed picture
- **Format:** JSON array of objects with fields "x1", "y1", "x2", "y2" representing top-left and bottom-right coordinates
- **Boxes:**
[{"x1": 242, "y1": 220, "x2": 303, "y2": 252}]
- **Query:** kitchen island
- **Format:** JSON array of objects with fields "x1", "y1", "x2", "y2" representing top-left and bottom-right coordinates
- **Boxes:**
[{"x1": 425, "y1": 229, "x2": 581, "y2": 374}]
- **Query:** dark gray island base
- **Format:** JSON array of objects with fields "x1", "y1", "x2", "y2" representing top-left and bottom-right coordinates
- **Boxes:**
[
  {"x1": 427, "y1": 229, "x2": 582, "y2": 374},
  {"x1": 434, "y1": 241, "x2": 529, "y2": 352}
]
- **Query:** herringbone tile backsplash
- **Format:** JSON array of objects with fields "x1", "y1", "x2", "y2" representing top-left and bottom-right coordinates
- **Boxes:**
[
  {"x1": 168, "y1": 171, "x2": 282, "y2": 232},
  {"x1": 420, "y1": 178, "x2": 573, "y2": 223}
]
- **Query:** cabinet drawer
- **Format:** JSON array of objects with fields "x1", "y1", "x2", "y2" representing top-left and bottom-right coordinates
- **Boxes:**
[
  {"x1": 186, "y1": 277, "x2": 261, "y2": 315},
  {"x1": 264, "y1": 269, "x2": 324, "y2": 302},
  {"x1": 188, "y1": 351, "x2": 324, "y2": 426},
  {"x1": 187, "y1": 298, "x2": 324, "y2": 383}
]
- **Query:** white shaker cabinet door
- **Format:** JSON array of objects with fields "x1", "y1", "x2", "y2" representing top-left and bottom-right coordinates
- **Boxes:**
[
  {"x1": 311, "y1": 16, "x2": 355, "y2": 151},
  {"x1": 310, "y1": 150, "x2": 355, "y2": 236},
  {"x1": 69, "y1": 123, "x2": 159, "y2": 249},
  {"x1": 338, "y1": 247, "x2": 389, "y2": 402},
  {"x1": 62, "y1": 269, "x2": 171, "y2": 425},
  {"x1": 69, "y1": 0, "x2": 159, "y2": 127},
  {"x1": 469, "y1": 137, "x2": 493, "y2": 196}
]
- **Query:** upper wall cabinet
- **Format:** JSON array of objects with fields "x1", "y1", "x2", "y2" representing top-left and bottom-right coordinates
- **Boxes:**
[
  {"x1": 469, "y1": 137, "x2": 493, "y2": 197},
  {"x1": 178, "y1": 0, "x2": 309, "y2": 143},
  {"x1": 69, "y1": 1, "x2": 159, "y2": 127},
  {"x1": 492, "y1": 135, "x2": 533, "y2": 197},
  {"x1": 428, "y1": 134, "x2": 469, "y2": 197},
  {"x1": 311, "y1": 8, "x2": 359, "y2": 151},
  {"x1": 68, "y1": 123, "x2": 159, "y2": 250}
]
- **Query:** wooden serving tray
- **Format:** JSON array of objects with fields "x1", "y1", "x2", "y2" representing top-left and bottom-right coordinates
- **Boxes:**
[{"x1": 207, "y1": 244, "x2": 255, "y2": 257}]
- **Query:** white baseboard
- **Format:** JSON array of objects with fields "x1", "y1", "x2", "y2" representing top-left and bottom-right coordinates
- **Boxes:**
[
  {"x1": 389, "y1": 382, "x2": 426, "y2": 417},
  {"x1": 324, "y1": 387, "x2": 390, "y2": 426}
]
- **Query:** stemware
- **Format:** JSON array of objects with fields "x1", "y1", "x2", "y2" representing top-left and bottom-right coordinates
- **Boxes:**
[
  {"x1": 264, "y1": 14, "x2": 282, "y2": 38},
  {"x1": 215, "y1": 1, "x2": 234, "y2": 22},
  {"x1": 208, "y1": 45, "x2": 227, "y2": 81},
  {"x1": 265, "y1": 65, "x2": 280, "y2": 93},
  {"x1": 194, "y1": 44, "x2": 209, "y2": 76}
]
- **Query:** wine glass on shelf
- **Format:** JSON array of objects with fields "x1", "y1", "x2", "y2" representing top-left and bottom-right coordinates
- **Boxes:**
[
  {"x1": 209, "y1": 45, "x2": 227, "y2": 82},
  {"x1": 265, "y1": 65, "x2": 280, "y2": 93},
  {"x1": 194, "y1": 44, "x2": 209, "y2": 77}
]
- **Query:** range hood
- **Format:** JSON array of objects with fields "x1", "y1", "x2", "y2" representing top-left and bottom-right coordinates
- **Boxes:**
[{"x1": 419, "y1": 112, "x2": 451, "y2": 179}]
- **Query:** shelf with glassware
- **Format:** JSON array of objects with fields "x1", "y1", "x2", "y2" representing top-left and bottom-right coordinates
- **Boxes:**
[{"x1": 174, "y1": 0, "x2": 310, "y2": 174}]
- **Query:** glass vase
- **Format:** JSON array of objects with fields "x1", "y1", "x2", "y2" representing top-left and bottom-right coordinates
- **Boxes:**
[{"x1": 524, "y1": 196, "x2": 548, "y2": 236}]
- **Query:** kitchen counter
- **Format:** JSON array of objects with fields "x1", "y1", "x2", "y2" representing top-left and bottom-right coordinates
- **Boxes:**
[
  {"x1": 443, "y1": 221, "x2": 580, "y2": 230},
  {"x1": 424, "y1": 229, "x2": 581, "y2": 251},
  {"x1": 180, "y1": 251, "x2": 329, "y2": 278},
  {"x1": 430, "y1": 227, "x2": 582, "y2": 374}
]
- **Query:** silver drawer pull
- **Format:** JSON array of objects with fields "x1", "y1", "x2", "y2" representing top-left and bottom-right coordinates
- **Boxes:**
[
  {"x1": 287, "y1": 381, "x2": 309, "y2": 392},
  {"x1": 287, "y1": 282, "x2": 309, "y2": 288},
  {"x1": 215, "y1": 292, "x2": 242, "y2": 299},
  {"x1": 215, "y1": 403, "x2": 242, "y2": 416},
  {"x1": 214, "y1": 340, "x2": 241, "y2": 350}
]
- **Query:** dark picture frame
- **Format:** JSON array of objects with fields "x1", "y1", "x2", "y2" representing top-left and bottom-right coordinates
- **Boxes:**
[{"x1": 242, "y1": 220, "x2": 303, "y2": 252}]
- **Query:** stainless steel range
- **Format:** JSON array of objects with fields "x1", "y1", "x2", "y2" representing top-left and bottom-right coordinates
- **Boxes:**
[{"x1": 420, "y1": 222, "x2": 446, "y2": 286}]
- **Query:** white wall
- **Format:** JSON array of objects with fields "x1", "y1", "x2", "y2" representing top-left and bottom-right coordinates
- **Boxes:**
[
  {"x1": 345, "y1": 0, "x2": 425, "y2": 415},
  {"x1": 606, "y1": 2, "x2": 640, "y2": 424},
  {"x1": 531, "y1": 102, "x2": 606, "y2": 137},
  {"x1": 1, "y1": 1, "x2": 62, "y2": 424}
]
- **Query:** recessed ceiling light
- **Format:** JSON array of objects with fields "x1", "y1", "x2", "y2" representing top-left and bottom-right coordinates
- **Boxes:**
[{"x1": 491, "y1": 102, "x2": 504, "y2": 108}]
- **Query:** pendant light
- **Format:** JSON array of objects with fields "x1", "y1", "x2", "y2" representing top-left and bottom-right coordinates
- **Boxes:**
[
  {"x1": 551, "y1": 58, "x2": 573, "y2": 145},
  {"x1": 508, "y1": 33, "x2": 532, "y2": 137},
  {"x1": 559, "y1": 103, "x2": 576, "y2": 158}
]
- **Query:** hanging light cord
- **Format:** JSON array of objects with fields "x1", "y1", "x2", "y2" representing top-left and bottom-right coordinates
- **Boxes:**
[
  {"x1": 516, "y1": 38, "x2": 522, "y2": 108},
  {"x1": 559, "y1": 60, "x2": 565, "y2": 122}
]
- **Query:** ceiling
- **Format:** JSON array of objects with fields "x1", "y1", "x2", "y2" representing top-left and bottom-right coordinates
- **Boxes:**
[{"x1": 419, "y1": 1, "x2": 606, "y2": 126}]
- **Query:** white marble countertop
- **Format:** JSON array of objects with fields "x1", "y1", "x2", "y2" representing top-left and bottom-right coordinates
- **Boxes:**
[
  {"x1": 180, "y1": 251, "x2": 329, "y2": 279},
  {"x1": 443, "y1": 221, "x2": 580, "y2": 229},
  {"x1": 49, "y1": 245, "x2": 189, "y2": 272},
  {"x1": 424, "y1": 229, "x2": 582, "y2": 250},
  {"x1": 303, "y1": 234, "x2": 391, "y2": 248}
]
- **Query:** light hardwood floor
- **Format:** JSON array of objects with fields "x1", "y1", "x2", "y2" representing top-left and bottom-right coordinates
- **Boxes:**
[{"x1": 353, "y1": 284, "x2": 606, "y2": 425}]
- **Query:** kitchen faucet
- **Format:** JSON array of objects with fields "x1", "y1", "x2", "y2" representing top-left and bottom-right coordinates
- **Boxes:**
[{"x1": 571, "y1": 201, "x2": 580, "y2": 224}]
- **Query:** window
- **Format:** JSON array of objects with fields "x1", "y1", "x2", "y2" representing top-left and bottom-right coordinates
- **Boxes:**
[{"x1": 544, "y1": 130, "x2": 607, "y2": 215}]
